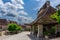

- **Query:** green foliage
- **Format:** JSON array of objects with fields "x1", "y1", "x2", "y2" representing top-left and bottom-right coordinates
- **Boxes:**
[
  {"x1": 50, "y1": 26, "x2": 56, "y2": 33},
  {"x1": 44, "y1": 31, "x2": 49, "y2": 36},
  {"x1": 8, "y1": 23, "x2": 22, "y2": 32},
  {"x1": 50, "y1": 10, "x2": 60, "y2": 23},
  {"x1": 16, "y1": 26, "x2": 22, "y2": 31}
]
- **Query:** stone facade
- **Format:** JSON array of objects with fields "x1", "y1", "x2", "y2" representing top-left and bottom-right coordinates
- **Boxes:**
[
  {"x1": 0, "y1": 19, "x2": 8, "y2": 31},
  {"x1": 0, "y1": 19, "x2": 18, "y2": 31}
]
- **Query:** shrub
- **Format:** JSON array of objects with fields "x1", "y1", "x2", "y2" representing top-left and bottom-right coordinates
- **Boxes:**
[
  {"x1": 50, "y1": 10, "x2": 60, "y2": 23},
  {"x1": 16, "y1": 26, "x2": 22, "y2": 31},
  {"x1": 8, "y1": 23, "x2": 22, "y2": 32},
  {"x1": 44, "y1": 31, "x2": 49, "y2": 36},
  {"x1": 50, "y1": 26, "x2": 56, "y2": 34}
]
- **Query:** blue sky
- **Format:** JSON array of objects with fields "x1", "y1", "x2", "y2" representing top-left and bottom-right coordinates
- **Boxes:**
[{"x1": 0, "y1": 0, "x2": 60, "y2": 24}]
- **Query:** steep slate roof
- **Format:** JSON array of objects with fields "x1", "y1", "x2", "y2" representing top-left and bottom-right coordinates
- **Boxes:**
[
  {"x1": 37, "y1": 6, "x2": 56, "y2": 24},
  {"x1": 36, "y1": 3, "x2": 56, "y2": 24},
  {"x1": 32, "y1": 1, "x2": 57, "y2": 25}
]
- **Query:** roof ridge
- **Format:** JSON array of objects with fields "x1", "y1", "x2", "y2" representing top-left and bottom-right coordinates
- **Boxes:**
[{"x1": 34, "y1": 7, "x2": 49, "y2": 23}]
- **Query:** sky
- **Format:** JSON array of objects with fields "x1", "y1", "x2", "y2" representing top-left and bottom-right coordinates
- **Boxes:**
[{"x1": 0, "y1": 0, "x2": 60, "y2": 24}]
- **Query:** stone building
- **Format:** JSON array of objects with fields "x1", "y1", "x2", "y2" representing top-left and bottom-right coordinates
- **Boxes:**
[
  {"x1": 0, "y1": 19, "x2": 18, "y2": 31},
  {"x1": 0, "y1": 19, "x2": 8, "y2": 31},
  {"x1": 30, "y1": 0, "x2": 60, "y2": 38},
  {"x1": 0, "y1": 19, "x2": 18, "y2": 35},
  {"x1": 8, "y1": 20, "x2": 17, "y2": 24}
]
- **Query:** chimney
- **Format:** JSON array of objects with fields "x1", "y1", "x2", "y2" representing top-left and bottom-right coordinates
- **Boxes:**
[{"x1": 46, "y1": 0, "x2": 50, "y2": 7}]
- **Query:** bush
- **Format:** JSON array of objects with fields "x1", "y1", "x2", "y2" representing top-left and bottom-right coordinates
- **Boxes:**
[
  {"x1": 8, "y1": 23, "x2": 22, "y2": 32},
  {"x1": 50, "y1": 26, "x2": 56, "y2": 34},
  {"x1": 44, "y1": 31, "x2": 49, "y2": 36},
  {"x1": 16, "y1": 26, "x2": 22, "y2": 31},
  {"x1": 50, "y1": 10, "x2": 60, "y2": 23}
]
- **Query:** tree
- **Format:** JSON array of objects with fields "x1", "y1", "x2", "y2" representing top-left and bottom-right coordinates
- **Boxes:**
[
  {"x1": 8, "y1": 23, "x2": 22, "y2": 32},
  {"x1": 50, "y1": 10, "x2": 60, "y2": 23}
]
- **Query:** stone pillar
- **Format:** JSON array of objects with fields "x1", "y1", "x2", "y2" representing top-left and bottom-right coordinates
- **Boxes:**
[
  {"x1": 30, "y1": 25, "x2": 34, "y2": 35},
  {"x1": 30, "y1": 26, "x2": 32, "y2": 34},
  {"x1": 37, "y1": 24, "x2": 43, "y2": 38},
  {"x1": 32, "y1": 26, "x2": 34, "y2": 35},
  {"x1": 55, "y1": 25, "x2": 57, "y2": 35}
]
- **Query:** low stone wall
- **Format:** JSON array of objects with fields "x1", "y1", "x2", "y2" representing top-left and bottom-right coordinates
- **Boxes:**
[{"x1": 0, "y1": 31, "x2": 6, "y2": 36}]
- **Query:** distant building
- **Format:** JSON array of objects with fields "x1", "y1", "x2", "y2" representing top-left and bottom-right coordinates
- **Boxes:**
[
  {"x1": 0, "y1": 19, "x2": 18, "y2": 31},
  {"x1": 24, "y1": 24, "x2": 31, "y2": 31},
  {"x1": 0, "y1": 19, "x2": 8, "y2": 31},
  {"x1": 8, "y1": 20, "x2": 17, "y2": 24}
]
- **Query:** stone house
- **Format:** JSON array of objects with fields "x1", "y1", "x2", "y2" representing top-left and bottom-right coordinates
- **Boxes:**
[
  {"x1": 8, "y1": 20, "x2": 17, "y2": 24},
  {"x1": 0, "y1": 19, "x2": 18, "y2": 35},
  {"x1": 0, "y1": 19, "x2": 18, "y2": 32},
  {"x1": 30, "y1": 0, "x2": 60, "y2": 38},
  {"x1": 24, "y1": 24, "x2": 31, "y2": 31},
  {"x1": 0, "y1": 19, "x2": 8, "y2": 31}
]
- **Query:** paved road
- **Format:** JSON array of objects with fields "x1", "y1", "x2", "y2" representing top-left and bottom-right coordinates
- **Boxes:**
[
  {"x1": 0, "y1": 31, "x2": 37, "y2": 40},
  {"x1": 0, "y1": 31, "x2": 60, "y2": 40},
  {"x1": 50, "y1": 37, "x2": 60, "y2": 40}
]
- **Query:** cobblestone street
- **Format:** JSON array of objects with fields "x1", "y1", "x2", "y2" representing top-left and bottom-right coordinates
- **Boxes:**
[
  {"x1": 0, "y1": 31, "x2": 37, "y2": 40},
  {"x1": 0, "y1": 31, "x2": 29, "y2": 40},
  {"x1": 50, "y1": 37, "x2": 60, "y2": 40},
  {"x1": 0, "y1": 31, "x2": 60, "y2": 40}
]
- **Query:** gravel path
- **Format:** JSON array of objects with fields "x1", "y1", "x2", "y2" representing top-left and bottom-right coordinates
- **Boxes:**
[
  {"x1": 50, "y1": 37, "x2": 60, "y2": 40},
  {"x1": 0, "y1": 31, "x2": 37, "y2": 40},
  {"x1": 0, "y1": 31, "x2": 60, "y2": 40}
]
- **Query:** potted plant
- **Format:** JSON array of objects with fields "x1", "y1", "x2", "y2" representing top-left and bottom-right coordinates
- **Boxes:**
[{"x1": 44, "y1": 31, "x2": 49, "y2": 39}]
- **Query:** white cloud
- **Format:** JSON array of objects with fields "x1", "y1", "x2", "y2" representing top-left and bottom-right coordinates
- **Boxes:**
[
  {"x1": 35, "y1": 0, "x2": 60, "y2": 10},
  {"x1": 0, "y1": 0, "x2": 33, "y2": 24},
  {"x1": 50, "y1": 0, "x2": 60, "y2": 7},
  {"x1": 34, "y1": 0, "x2": 46, "y2": 10},
  {"x1": 35, "y1": 0, "x2": 45, "y2": 2},
  {"x1": 11, "y1": 0, "x2": 24, "y2": 9},
  {"x1": 35, "y1": 0, "x2": 40, "y2": 1},
  {"x1": 18, "y1": 16, "x2": 34, "y2": 24},
  {"x1": 12, "y1": 0, "x2": 24, "y2": 4},
  {"x1": 18, "y1": 11, "x2": 28, "y2": 15},
  {"x1": 0, "y1": 0, "x2": 25, "y2": 16},
  {"x1": 0, "y1": 0, "x2": 25, "y2": 15},
  {"x1": 0, "y1": 0, "x2": 3, "y2": 5}
]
